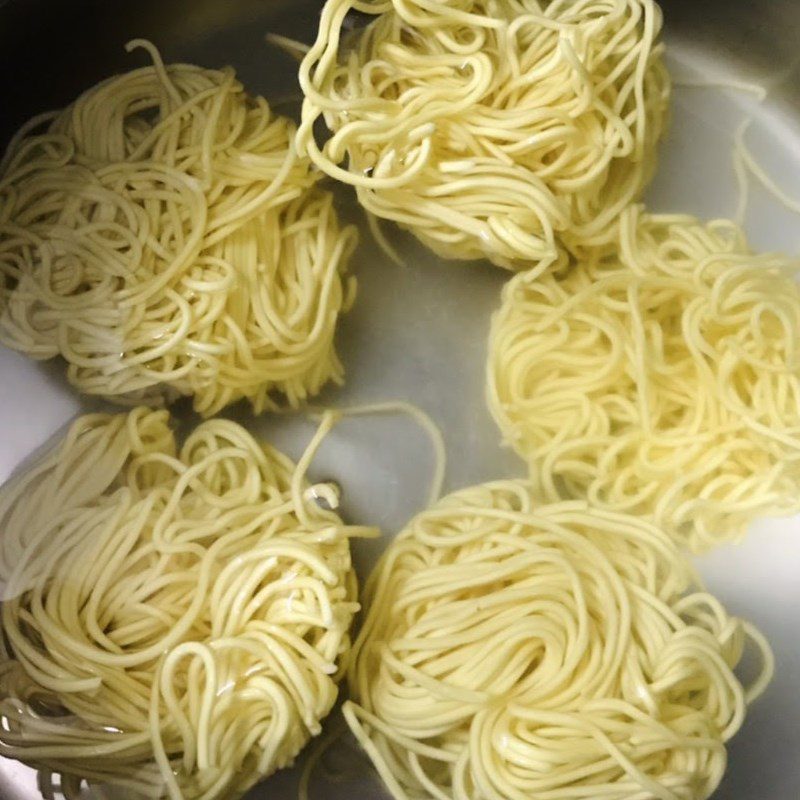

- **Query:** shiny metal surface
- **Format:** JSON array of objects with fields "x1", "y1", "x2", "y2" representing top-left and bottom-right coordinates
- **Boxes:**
[{"x1": 0, "y1": 1, "x2": 799, "y2": 798}]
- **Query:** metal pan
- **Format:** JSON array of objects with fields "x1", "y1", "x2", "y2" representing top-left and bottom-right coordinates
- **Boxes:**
[{"x1": 0, "y1": 1, "x2": 798, "y2": 797}]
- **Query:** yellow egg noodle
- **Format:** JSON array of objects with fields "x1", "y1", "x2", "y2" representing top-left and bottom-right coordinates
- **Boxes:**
[
  {"x1": 287, "y1": 399, "x2": 448, "y2": 506},
  {"x1": 344, "y1": 481, "x2": 774, "y2": 800},
  {"x1": 0, "y1": 6, "x2": 794, "y2": 800},
  {"x1": 0, "y1": 39, "x2": 357, "y2": 416},
  {"x1": 488, "y1": 206, "x2": 800, "y2": 551},
  {"x1": 734, "y1": 119, "x2": 800, "y2": 223},
  {"x1": 297, "y1": 0, "x2": 671, "y2": 272},
  {"x1": 666, "y1": 70, "x2": 769, "y2": 226},
  {"x1": 0, "y1": 407, "x2": 378, "y2": 799},
  {"x1": 672, "y1": 77, "x2": 800, "y2": 234}
]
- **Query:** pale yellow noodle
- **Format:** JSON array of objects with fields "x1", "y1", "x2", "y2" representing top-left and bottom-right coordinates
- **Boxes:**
[
  {"x1": 298, "y1": 0, "x2": 671, "y2": 272},
  {"x1": 734, "y1": 118, "x2": 800, "y2": 220},
  {"x1": 0, "y1": 39, "x2": 357, "y2": 416},
  {"x1": 0, "y1": 408, "x2": 378, "y2": 799},
  {"x1": 672, "y1": 77, "x2": 767, "y2": 101},
  {"x1": 488, "y1": 204, "x2": 800, "y2": 551},
  {"x1": 345, "y1": 481, "x2": 773, "y2": 800},
  {"x1": 265, "y1": 33, "x2": 312, "y2": 61},
  {"x1": 295, "y1": 400, "x2": 448, "y2": 505},
  {"x1": 365, "y1": 211, "x2": 407, "y2": 268}
]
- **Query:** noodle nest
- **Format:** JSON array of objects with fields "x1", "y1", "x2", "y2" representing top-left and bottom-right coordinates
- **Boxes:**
[
  {"x1": 0, "y1": 40, "x2": 357, "y2": 416},
  {"x1": 0, "y1": 407, "x2": 375, "y2": 799},
  {"x1": 298, "y1": 0, "x2": 670, "y2": 272},
  {"x1": 488, "y1": 207, "x2": 800, "y2": 551},
  {"x1": 345, "y1": 481, "x2": 773, "y2": 800}
]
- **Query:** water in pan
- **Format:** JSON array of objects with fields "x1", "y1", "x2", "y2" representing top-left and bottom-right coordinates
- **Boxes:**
[{"x1": 0, "y1": 2, "x2": 798, "y2": 798}]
